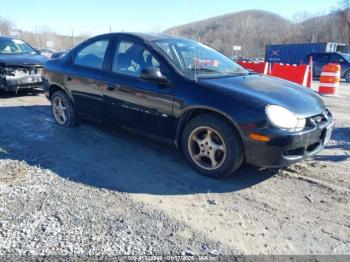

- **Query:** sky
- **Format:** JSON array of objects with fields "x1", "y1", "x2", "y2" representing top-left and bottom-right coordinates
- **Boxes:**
[{"x1": 0, "y1": 0, "x2": 339, "y2": 36}]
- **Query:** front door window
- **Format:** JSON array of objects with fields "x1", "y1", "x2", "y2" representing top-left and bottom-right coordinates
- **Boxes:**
[{"x1": 112, "y1": 40, "x2": 161, "y2": 77}]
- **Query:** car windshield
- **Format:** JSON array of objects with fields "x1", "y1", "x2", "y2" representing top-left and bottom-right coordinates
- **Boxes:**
[
  {"x1": 155, "y1": 39, "x2": 248, "y2": 79},
  {"x1": 0, "y1": 38, "x2": 37, "y2": 54},
  {"x1": 341, "y1": 53, "x2": 350, "y2": 63}
]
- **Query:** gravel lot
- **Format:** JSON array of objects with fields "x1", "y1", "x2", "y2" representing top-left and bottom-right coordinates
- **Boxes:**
[{"x1": 0, "y1": 83, "x2": 349, "y2": 256}]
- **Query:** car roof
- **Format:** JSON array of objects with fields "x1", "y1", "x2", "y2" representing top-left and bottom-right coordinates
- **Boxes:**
[
  {"x1": 307, "y1": 52, "x2": 336, "y2": 57},
  {"x1": 308, "y1": 52, "x2": 338, "y2": 55},
  {"x1": 92, "y1": 32, "x2": 188, "y2": 42}
]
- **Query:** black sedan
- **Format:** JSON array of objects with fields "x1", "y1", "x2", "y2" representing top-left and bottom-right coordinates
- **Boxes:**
[
  {"x1": 0, "y1": 36, "x2": 47, "y2": 92},
  {"x1": 42, "y1": 33, "x2": 334, "y2": 178}
]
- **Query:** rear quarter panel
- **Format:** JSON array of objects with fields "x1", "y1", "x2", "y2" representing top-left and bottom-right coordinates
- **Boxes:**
[{"x1": 43, "y1": 58, "x2": 70, "y2": 99}]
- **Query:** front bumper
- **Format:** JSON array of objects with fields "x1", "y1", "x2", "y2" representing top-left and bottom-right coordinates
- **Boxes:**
[
  {"x1": 0, "y1": 75, "x2": 43, "y2": 92},
  {"x1": 244, "y1": 110, "x2": 334, "y2": 168},
  {"x1": 1, "y1": 65, "x2": 44, "y2": 92}
]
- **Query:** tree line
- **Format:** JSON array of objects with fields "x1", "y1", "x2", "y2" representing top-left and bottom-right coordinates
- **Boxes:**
[
  {"x1": 0, "y1": 17, "x2": 88, "y2": 51},
  {"x1": 166, "y1": 3, "x2": 350, "y2": 58}
]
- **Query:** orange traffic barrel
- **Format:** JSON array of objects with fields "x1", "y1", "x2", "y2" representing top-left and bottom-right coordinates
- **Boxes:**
[{"x1": 318, "y1": 63, "x2": 340, "y2": 95}]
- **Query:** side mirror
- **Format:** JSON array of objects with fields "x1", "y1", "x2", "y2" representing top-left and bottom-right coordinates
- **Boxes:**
[
  {"x1": 35, "y1": 48, "x2": 41, "y2": 55},
  {"x1": 140, "y1": 67, "x2": 170, "y2": 85}
]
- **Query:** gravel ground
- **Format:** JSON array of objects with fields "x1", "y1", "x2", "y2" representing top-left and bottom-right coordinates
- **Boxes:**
[
  {"x1": 0, "y1": 160, "x2": 222, "y2": 256},
  {"x1": 0, "y1": 83, "x2": 349, "y2": 256}
]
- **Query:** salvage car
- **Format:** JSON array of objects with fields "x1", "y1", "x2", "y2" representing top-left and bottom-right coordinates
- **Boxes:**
[
  {"x1": 42, "y1": 33, "x2": 334, "y2": 178},
  {"x1": 0, "y1": 36, "x2": 47, "y2": 92}
]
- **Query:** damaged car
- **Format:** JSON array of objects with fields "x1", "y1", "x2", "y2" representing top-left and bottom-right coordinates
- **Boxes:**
[{"x1": 0, "y1": 36, "x2": 47, "y2": 93}]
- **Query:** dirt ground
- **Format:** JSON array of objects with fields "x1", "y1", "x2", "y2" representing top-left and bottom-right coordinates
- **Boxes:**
[{"x1": 0, "y1": 83, "x2": 349, "y2": 256}]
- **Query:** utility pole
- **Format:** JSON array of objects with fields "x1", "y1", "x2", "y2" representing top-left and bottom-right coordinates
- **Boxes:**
[
  {"x1": 190, "y1": 0, "x2": 195, "y2": 40},
  {"x1": 71, "y1": 29, "x2": 75, "y2": 47},
  {"x1": 35, "y1": 27, "x2": 39, "y2": 48},
  {"x1": 109, "y1": 26, "x2": 112, "y2": 33}
]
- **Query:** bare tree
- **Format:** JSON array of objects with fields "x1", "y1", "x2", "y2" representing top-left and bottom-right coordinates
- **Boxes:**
[
  {"x1": 0, "y1": 17, "x2": 14, "y2": 36},
  {"x1": 337, "y1": 0, "x2": 350, "y2": 42},
  {"x1": 0, "y1": 17, "x2": 89, "y2": 50},
  {"x1": 166, "y1": 8, "x2": 350, "y2": 58}
]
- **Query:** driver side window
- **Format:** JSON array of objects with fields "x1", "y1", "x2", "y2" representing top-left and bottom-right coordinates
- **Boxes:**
[{"x1": 112, "y1": 40, "x2": 160, "y2": 77}]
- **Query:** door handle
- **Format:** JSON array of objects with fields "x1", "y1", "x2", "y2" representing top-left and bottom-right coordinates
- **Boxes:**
[
  {"x1": 106, "y1": 84, "x2": 120, "y2": 91},
  {"x1": 107, "y1": 85, "x2": 116, "y2": 91}
]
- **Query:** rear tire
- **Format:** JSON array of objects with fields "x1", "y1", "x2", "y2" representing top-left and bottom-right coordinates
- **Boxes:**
[
  {"x1": 51, "y1": 90, "x2": 78, "y2": 127},
  {"x1": 181, "y1": 114, "x2": 244, "y2": 178}
]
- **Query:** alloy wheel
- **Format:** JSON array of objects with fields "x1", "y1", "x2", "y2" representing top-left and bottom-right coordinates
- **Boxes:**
[
  {"x1": 188, "y1": 126, "x2": 227, "y2": 170},
  {"x1": 52, "y1": 96, "x2": 68, "y2": 125}
]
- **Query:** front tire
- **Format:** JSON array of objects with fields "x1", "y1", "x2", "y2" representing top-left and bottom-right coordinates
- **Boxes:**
[
  {"x1": 182, "y1": 114, "x2": 244, "y2": 178},
  {"x1": 51, "y1": 90, "x2": 78, "y2": 127}
]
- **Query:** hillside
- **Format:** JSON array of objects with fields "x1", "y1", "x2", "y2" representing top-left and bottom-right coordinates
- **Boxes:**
[
  {"x1": 165, "y1": 9, "x2": 350, "y2": 57},
  {"x1": 297, "y1": 9, "x2": 350, "y2": 43}
]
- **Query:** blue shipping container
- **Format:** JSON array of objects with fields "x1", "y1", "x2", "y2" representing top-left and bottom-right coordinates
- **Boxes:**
[{"x1": 265, "y1": 43, "x2": 345, "y2": 65}]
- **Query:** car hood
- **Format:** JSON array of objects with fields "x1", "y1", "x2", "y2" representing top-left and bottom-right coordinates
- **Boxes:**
[
  {"x1": 0, "y1": 53, "x2": 47, "y2": 66},
  {"x1": 199, "y1": 75, "x2": 326, "y2": 118}
]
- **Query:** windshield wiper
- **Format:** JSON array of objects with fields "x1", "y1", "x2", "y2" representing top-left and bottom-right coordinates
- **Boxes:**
[
  {"x1": 188, "y1": 68, "x2": 220, "y2": 73},
  {"x1": 231, "y1": 67, "x2": 249, "y2": 73},
  {"x1": 222, "y1": 68, "x2": 250, "y2": 76}
]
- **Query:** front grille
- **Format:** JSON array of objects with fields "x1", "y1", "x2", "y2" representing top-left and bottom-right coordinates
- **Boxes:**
[
  {"x1": 306, "y1": 141, "x2": 321, "y2": 152},
  {"x1": 307, "y1": 109, "x2": 331, "y2": 127},
  {"x1": 312, "y1": 115, "x2": 327, "y2": 124},
  {"x1": 5, "y1": 65, "x2": 43, "y2": 79},
  {"x1": 17, "y1": 66, "x2": 43, "y2": 75},
  {"x1": 283, "y1": 147, "x2": 305, "y2": 157},
  {"x1": 283, "y1": 141, "x2": 322, "y2": 159}
]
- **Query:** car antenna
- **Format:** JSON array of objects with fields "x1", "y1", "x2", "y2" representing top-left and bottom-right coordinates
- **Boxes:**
[
  {"x1": 190, "y1": 0, "x2": 198, "y2": 82},
  {"x1": 194, "y1": 44, "x2": 198, "y2": 82}
]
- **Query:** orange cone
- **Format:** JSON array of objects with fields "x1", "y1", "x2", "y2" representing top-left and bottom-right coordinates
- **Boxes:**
[{"x1": 318, "y1": 63, "x2": 340, "y2": 95}]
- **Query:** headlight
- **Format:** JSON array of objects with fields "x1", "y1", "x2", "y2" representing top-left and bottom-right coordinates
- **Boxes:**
[{"x1": 266, "y1": 105, "x2": 306, "y2": 131}]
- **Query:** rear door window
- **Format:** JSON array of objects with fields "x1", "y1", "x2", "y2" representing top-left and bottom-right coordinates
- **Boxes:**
[{"x1": 74, "y1": 39, "x2": 109, "y2": 70}]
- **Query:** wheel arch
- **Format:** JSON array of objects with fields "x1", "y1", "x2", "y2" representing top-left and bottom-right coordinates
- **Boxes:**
[
  {"x1": 343, "y1": 68, "x2": 350, "y2": 81},
  {"x1": 49, "y1": 84, "x2": 74, "y2": 102},
  {"x1": 175, "y1": 106, "x2": 245, "y2": 150}
]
